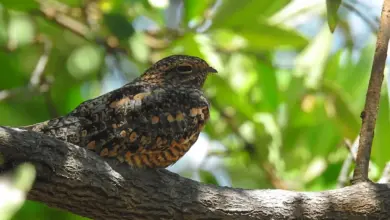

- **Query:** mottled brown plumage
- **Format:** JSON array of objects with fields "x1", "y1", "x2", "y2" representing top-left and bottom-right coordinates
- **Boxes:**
[{"x1": 24, "y1": 55, "x2": 216, "y2": 168}]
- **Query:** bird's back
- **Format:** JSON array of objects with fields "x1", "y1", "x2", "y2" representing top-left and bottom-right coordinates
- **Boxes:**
[{"x1": 24, "y1": 83, "x2": 210, "y2": 168}]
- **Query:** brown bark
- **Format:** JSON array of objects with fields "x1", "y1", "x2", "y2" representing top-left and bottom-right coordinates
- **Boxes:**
[
  {"x1": 0, "y1": 126, "x2": 390, "y2": 220},
  {"x1": 353, "y1": 0, "x2": 390, "y2": 183}
]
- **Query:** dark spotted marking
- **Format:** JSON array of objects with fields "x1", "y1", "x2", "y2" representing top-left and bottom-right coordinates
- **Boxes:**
[{"x1": 23, "y1": 55, "x2": 216, "y2": 168}]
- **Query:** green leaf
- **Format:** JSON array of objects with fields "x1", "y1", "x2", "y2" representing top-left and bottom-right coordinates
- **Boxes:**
[
  {"x1": 1, "y1": 0, "x2": 39, "y2": 11},
  {"x1": 372, "y1": 95, "x2": 390, "y2": 169},
  {"x1": 239, "y1": 27, "x2": 307, "y2": 50},
  {"x1": 296, "y1": 26, "x2": 333, "y2": 88},
  {"x1": 66, "y1": 45, "x2": 103, "y2": 79},
  {"x1": 264, "y1": 0, "x2": 292, "y2": 16},
  {"x1": 8, "y1": 14, "x2": 35, "y2": 47},
  {"x1": 183, "y1": 0, "x2": 211, "y2": 25},
  {"x1": 208, "y1": 75, "x2": 256, "y2": 119},
  {"x1": 226, "y1": 54, "x2": 258, "y2": 95},
  {"x1": 199, "y1": 170, "x2": 219, "y2": 185},
  {"x1": 170, "y1": 34, "x2": 203, "y2": 57},
  {"x1": 326, "y1": 0, "x2": 341, "y2": 32},
  {"x1": 212, "y1": 24, "x2": 308, "y2": 51},
  {"x1": 255, "y1": 61, "x2": 279, "y2": 112},
  {"x1": 211, "y1": 0, "x2": 291, "y2": 29},
  {"x1": 322, "y1": 82, "x2": 360, "y2": 140},
  {"x1": 103, "y1": 13, "x2": 134, "y2": 40},
  {"x1": 323, "y1": 45, "x2": 373, "y2": 113}
]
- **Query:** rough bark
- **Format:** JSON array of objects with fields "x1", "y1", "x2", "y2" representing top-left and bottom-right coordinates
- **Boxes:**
[{"x1": 1, "y1": 126, "x2": 390, "y2": 220}]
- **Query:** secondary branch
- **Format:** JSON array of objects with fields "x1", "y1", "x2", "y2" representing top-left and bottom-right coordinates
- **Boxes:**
[{"x1": 353, "y1": 0, "x2": 390, "y2": 183}]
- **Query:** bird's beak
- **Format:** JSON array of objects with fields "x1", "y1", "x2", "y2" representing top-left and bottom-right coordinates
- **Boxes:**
[{"x1": 207, "y1": 66, "x2": 218, "y2": 74}]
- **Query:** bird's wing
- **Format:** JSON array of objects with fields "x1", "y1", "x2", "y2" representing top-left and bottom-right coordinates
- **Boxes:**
[
  {"x1": 84, "y1": 86, "x2": 210, "y2": 168},
  {"x1": 24, "y1": 84, "x2": 210, "y2": 168}
]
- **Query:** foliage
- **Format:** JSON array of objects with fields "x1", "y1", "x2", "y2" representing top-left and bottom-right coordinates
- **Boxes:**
[{"x1": 0, "y1": 0, "x2": 386, "y2": 219}]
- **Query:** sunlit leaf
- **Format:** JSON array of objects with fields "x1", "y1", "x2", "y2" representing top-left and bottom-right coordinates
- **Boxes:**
[
  {"x1": 212, "y1": 24, "x2": 308, "y2": 51},
  {"x1": 8, "y1": 14, "x2": 35, "y2": 47},
  {"x1": 255, "y1": 61, "x2": 279, "y2": 112},
  {"x1": 183, "y1": 0, "x2": 211, "y2": 26},
  {"x1": 211, "y1": 0, "x2": 291, "y2": 29},
  {"x1": 296, "y1": 25, "x2": 333, "y2": 88},
  {"x1": 0, "y1": 163, "x2": 35, "y2": 220},
  {"x1": 67, "y1": 45, "x2": 103, "y2": 79},
  {"x1": 170, "y1": 34, "x2": 203, "y2": 57}
]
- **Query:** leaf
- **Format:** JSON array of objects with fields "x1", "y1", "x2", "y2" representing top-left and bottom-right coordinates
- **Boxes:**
[
  {"x1": 1, "y1": 0, "x2": 39, "y2": 11},
  {"x1": 296, "y1": 25, "x2": 333, "y2": 88},
  {"x1": 8, "y1": 14, "x2": 36, "y2": 47},
  {"x1": 208, "y1": 75, "x2": 256, "y2": 119},
  {"x1": 322, "y1": 81, "x2": 360, "y2": 140},
  {"x1": 0, "y1": 163, "x2": 35, "y2": 220},
  {"x1": 264, "y1": 0, "x2": 292, "y2": 16},
  {"x1": 67, "y1": 45, "x2": 103, "y2": 79},
  {"x1": 211, "y1": 0, "x2": 291, "y2": 29},
  {"x1": 183, "y1": 0, "x2": 211, "y2": 25},
  {"x1": 255, "y1": 61, "x2": 279, "y2": 112},
  {"x1": 326, "y1": 0, "x2": 341, "y2": 32},
  {"x1": 199, "y1": 170, "x2": 219, "y2": 185},
  {"x1": 170, "y1": 34, "x2": 203, "y2": 57},
  {"x1": 211, "y1": 24, "x2": 308, "y2": 51},
  {"x1": 226, "y1": 54, "x2": 258, "y2": 95},
  {"x1": 103, "y1": 13, "x2": 134, "y2": 40},
  {"x1": 372, "y1": 95, "x2": 390, "y2": 169},
  {"x1": 323, "y1": 45, "x2": 373, "y2": 112},
  {"x1": 237, "y1": 27, "x2": 307, "y2": 50}
]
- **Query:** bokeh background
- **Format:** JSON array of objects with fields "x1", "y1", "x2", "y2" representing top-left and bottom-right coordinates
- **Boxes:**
[{"x1": 0, "y1": 0, "x2": 387, "y2": 219}]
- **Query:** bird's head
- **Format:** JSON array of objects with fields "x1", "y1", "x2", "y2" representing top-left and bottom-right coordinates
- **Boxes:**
[{"x1": 139, "y1": 55, "x2": 217, "y2": 88}]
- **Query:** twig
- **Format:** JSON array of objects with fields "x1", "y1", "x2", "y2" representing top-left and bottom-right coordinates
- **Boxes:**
[
  {"x1": 81, "y1": 0, "x2": 101, "y2": 32},
  {"x1": 337, "y1": 137, "x2": 359, "y2": 188},
  {"x1": 35, "y1": 0, "x2": 129, "y2": 55},
  {"x1": 29, "y1": 35, "x2": 52, "y2": 88},
  {"x1": 352, "y1": 0, "x2": 390, "y2": 183},
  {"x1": 346, "y1": 137, "x2": 359, "y2": 161},
  {"x1": 37, "y1": 3, "x2": 91, "y2": 41}
]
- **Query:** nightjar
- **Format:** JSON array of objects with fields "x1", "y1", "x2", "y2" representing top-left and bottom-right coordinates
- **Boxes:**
[{"x1": 24, "y1": 55, "x2": 217, "y2": 168}]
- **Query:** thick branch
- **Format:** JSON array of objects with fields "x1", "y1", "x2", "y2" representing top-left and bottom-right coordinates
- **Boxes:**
[
  {"x1": 353, "y1": 0, "x2": 390, "y2": 183},
  {"x1": 1, "y1": 127, "x2": 390, "y2": 219}
]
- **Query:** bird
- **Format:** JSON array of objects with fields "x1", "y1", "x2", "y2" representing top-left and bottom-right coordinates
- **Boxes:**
[{"x1": 23, "y1": 55, "x2": 217, "y2": 168}]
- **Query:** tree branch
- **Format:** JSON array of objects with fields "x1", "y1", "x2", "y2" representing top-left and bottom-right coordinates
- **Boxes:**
[
  {"x1": 1, "y1": 127, "x2": 390, "y2": 219},
  {"x1": 352, "y1": 0, "x2": 390, "y2": 183}
]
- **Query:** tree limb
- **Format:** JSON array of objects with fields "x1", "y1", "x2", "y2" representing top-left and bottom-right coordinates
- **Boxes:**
[
  {"x1": 353, "y1": 0, "x2": 390, "y2": 183},
  {"x1": 1, "y1": 127, "x2": 390, "y2": 220}
]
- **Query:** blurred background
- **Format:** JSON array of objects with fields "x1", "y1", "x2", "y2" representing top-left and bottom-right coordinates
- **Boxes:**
[{"x1": 0, "y1": 0, "x2": 388, "y2": 219}]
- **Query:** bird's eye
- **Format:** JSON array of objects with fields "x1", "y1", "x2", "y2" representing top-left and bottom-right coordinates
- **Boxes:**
[{"x1": 176, "y1": 65, "x2": 193, "y2": 74}]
